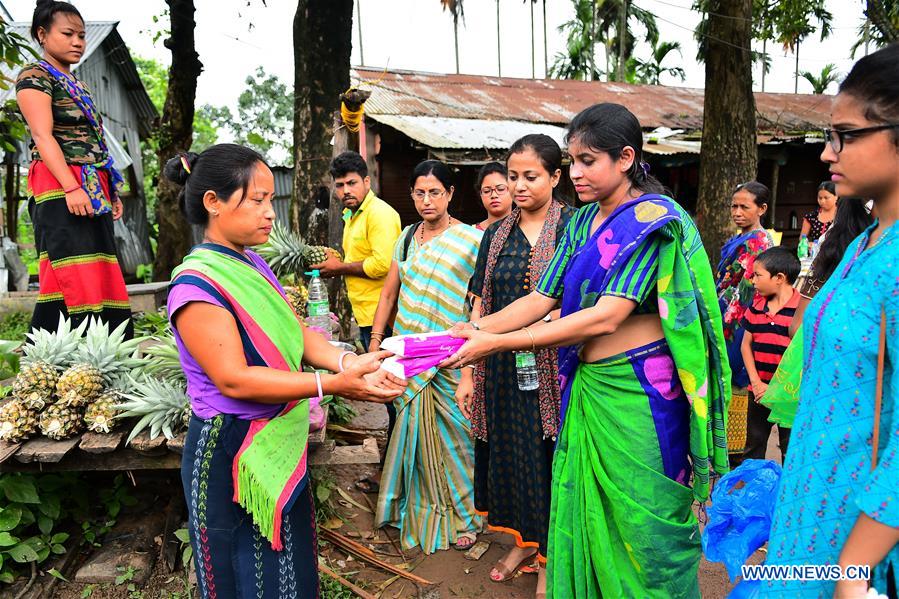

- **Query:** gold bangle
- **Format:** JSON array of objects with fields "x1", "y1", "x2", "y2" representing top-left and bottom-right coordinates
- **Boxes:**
[
  {"x1": 522, "y1": 326, "x2": 536, "y2": 353},
  {"x1": 370, "y1": 331, "x2": 385, "y2": 339}
]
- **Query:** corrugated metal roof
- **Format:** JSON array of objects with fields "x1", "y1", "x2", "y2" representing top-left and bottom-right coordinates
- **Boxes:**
[
  {"x1": 352, "y1": 68, "x2": 832, "y2": 134},
  {"x1": 369, "y1": 114, "x2": 567, "y2": 150},
  {"x1": 1, "y1": 22, "x2": 157, "y2": 136}
]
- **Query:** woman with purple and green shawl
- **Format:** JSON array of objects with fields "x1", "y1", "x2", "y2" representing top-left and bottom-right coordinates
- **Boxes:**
[
  {"x1": 443, "y1": 104, "x2": 731, "y2": 598},
  {"x1": 165, "y1": 144, "x2": 404, "y2": 599}
]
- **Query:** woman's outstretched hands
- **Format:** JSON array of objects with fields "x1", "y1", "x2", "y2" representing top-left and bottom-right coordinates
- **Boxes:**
[
  {"x1": 337, "y1": 350, "x2": 406, "y2": 403},
  {"x1": 439, "y1": 324, "x2": 503, "y2": 370}
]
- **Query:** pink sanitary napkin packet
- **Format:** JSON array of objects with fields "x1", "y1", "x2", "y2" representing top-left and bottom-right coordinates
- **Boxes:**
[
  {"x1": 380, "y1": 331, "x2": 465, "y2": 379},
  {"x1": 308, "y1": 396, "x2": 326, "y2": 431}
]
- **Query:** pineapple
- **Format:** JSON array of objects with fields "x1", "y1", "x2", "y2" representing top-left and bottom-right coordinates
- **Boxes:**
[
  {"x1": 140, "y1": 334, "x2": 186, "y2": 383},
  {"x1": 0, "y1": 399, "x2": 39, "y2": 443},
  {"x1": 257, "y1": 223, "x2": 308, "y2": 276},
  {"x1": 55, "y1": 363, "x2": 103, "y2": 408},
  {"x1": 284, "y1": 285, "x2": 309, "y2": 318},
  {"x1": 258, "y1": 223, "x2": 342, "y2": 274},
  {"x1": 116, "y1": 376, "x2": 191, "y2": 444},
  {"x1": 56, "y1": 318, "x2": 143, "y2": 406},
  {"x1": 39, "y1": 402, "x2": 84, "y2": 440},
  {"x1": 84, "y1": 390, "x2": 120, "y2": 434},
  {"x1": 14, "y1": 315, "x2": 86, "y2": 409}
]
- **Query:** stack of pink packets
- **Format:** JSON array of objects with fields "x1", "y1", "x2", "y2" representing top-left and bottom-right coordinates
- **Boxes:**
[{"x1": 380, "y1": 331, "x2": 466, "y2": 379}]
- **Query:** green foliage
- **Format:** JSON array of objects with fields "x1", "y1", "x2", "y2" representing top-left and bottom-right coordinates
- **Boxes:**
[
  {"x1": 217, "y1": 67, "x2": 293, "y2": 162},
  {"x1": 692, "y1": 0, "x2": 832, "y2": 63},
  {"x1": 320, "y1": 574, "x2": 354, "y2": 599},
  {"x1": 321, "y1": 395, "x2": 356, "y2": 426},
  {"x1": 0, "y1": 21, "x2": 39, "y2": 154},
  {"x1": 310, "y1": 466, "x2": 339, "y2": 525},
  {"x1": 133, "y1": 308, "x2": 170, "y2": 338},
  {"x1": 800, "y1": 63, "x2": 840, "y2": 94},
  {"x1": 0, "y1": 339, "x2": 20, "y2": 381},
  {"x1": 551, "y1": 0, "x2": 660, "y2": 82},
  {"x1": 0, "y1": 312, "x2": 28, "y2": 345},
  {"x1": 0, "y1": 474, "x2": 80, "y2": 584},
  {"x1": 173, "y1": 527, "x2": 193, "y2": 570},
  {"x1": 135, "y1": 263, "x2": 153, "y2": 284},
  {"x1": 628, "y1": 40, "x2": 685, "y2": 85}
]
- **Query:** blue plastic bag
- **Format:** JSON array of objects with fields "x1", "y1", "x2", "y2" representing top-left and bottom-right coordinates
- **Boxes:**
[{"x1": 701, "y1": 459, "x2": 782, "y2": 582}]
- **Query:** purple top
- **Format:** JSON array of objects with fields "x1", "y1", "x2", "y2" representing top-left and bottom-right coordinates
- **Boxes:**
[{"x1": 167, "y1": 249, "x2": 284, "y2": 420}]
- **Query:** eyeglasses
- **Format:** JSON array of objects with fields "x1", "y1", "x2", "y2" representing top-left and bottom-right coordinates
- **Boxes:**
[
  {"x1": 823, "y1": 124, "x2": 899, "y2": 153},
  {"x1": 480, "y1": 184, "x2": 508, "y2": 197},
  {"x1": 412, "y1": 189, "x2": 447, "y2": 201}
]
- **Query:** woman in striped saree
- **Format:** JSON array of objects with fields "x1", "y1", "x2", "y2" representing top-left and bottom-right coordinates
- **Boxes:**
[
  {"x1": 369, "y1": 160, "x2": 483, "y2": 553},
  {"x1": 444, "y1": 104, "x2": 730, "y2": 598}
]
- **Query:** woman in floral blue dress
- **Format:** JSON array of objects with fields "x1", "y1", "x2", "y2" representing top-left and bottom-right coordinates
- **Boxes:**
[{"x1": 766, "y1": 44, "x2": 899, "y2": 598}]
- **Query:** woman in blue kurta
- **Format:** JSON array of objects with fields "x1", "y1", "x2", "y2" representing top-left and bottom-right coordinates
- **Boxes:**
[{"x1": 765, "y1": 45, "x2": 899, "y2": 598}]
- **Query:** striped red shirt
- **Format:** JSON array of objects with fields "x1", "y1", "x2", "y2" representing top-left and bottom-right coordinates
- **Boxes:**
[{"x1": 740, "y1": 289, "x2": 800, "y2": 383}]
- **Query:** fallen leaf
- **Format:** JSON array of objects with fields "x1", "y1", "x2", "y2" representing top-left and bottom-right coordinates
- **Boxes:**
[
  {"x1": 321, "y1": 518, "x2": 343, "y2": 530},
  {"x1": 336, "y1": 487, "x2": 373, "y2": 513},
  {"x1": 346, "y1": 531, "x2": 361, "y2": 538}
]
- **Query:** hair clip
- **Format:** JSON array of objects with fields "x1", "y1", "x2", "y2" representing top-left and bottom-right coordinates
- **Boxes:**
[
  {"x1": 640, "y1": 161, "x2": 650, "y2": 174},
  {"x1": 180, "y1": 155, "x2": 192, "y2": 175}
]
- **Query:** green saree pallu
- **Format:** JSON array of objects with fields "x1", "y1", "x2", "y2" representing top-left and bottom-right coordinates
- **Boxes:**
[
  {"x1": 759, "y1": 325, "x2": 802, "y2": 428},
  {"x1": 550, "y1": 349, "x2": 702, "y2": 598}
]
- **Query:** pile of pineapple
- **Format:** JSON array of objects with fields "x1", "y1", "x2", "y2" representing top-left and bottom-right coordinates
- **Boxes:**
[{"x1": 0, "y1": 315, "x2": 192, "y2": 445}]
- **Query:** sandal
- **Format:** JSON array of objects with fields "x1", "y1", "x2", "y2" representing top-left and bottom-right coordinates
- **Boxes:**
[
  {"x1": 453, "y1": 532, "x2": 477, "y2": 551},
  {"x1": 489, "y1": 548, "x2": 537, "y2": 582},
  {"x1": 354, "y1": 476, "x2": 380, "y2": 494}
]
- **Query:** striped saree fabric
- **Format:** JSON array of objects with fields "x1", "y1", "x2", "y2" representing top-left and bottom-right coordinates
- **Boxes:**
[{"x1": 374, "y1": 223, "x2": 483, "y2": 553}]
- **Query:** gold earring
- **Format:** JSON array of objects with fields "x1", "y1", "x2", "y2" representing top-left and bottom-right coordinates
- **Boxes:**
[{"x1": 211, "y1": 210, "x2": 219, "y2": 216}]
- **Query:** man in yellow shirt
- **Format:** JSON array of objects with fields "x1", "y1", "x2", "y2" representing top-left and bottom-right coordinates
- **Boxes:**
[{"x1": 312, "y1": 151, "x2": 400, "y2": 345}]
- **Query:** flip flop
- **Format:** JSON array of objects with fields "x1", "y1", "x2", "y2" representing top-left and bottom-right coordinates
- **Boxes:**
[
  {"x1": 453, "y1": 533, "x2": 477, "y2": 551},
  {"x1": 354, "y1": 477, "x2": 380, "y2": 493}
]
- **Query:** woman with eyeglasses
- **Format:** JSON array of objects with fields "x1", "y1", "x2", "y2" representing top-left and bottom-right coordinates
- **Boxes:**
[
  {"x1": 369, "y1": 160, "x2": 484, "y2": 554},
  {"x1": 458, "y1": 135, "x2": 575, "y2": 596},
  {"x1": 475, "y1": 162, "x2": 514, "y2": 231},
  {"x1": 764, "y1": 44, "x2": 899, "y2": 598}
]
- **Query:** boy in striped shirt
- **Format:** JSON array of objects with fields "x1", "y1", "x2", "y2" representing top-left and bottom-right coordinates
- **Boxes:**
[{"x1": 740, "y1": 246, "x2": 801, "y2": 463}]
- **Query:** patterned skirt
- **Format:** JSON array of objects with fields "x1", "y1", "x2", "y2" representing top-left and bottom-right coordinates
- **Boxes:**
[
  {"x1": 181, "y1": 414, "x2": 319, "y2": 599},
  {"x1": 474, "y1": 350, "x2": 555, "y2": 559},
  {"x1": 27, "y1": 161, "x2": 131, "y2": 334}
]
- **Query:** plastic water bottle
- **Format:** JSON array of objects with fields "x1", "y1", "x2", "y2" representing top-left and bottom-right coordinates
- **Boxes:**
[
  {"x1": 515, "y1": 351, "x2": 539, "y2": 391},
  {"x1": 797, "y1": 235, "x2": 809, "y2": 259},
  {"x1": 305, "y1": 270, "x2": 331, "y2": 341}
]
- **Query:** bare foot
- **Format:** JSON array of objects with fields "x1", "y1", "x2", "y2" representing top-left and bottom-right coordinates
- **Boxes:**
[{"x1": 490, "y1": 546, "x2": 537, "y2": 582}]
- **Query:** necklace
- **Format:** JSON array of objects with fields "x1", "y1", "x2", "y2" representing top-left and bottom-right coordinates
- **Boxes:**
[{"x1": 419, "y1": 217, "x2": 456, "y2": 245}]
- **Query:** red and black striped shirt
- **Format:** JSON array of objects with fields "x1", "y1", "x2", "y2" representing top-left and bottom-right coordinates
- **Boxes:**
[{"x1": 740, "y1": 289, "x2": 800, "y2": 383}]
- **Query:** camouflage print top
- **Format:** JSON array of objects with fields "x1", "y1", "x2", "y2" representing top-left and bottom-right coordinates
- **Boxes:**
[{"x1": 15, "y1": 63, "x2": 105, "y2": 165}]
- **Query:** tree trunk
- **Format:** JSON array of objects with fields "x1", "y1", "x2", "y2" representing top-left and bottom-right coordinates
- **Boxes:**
[
  {"x1": 543, "y1": 0, "x2": 548, "y2": 77},
  {"x1": 695, "y1": 0, "x2": 757, "y2": 261},
  {"x1": 530, "y1": 0, "x2": 536, "y2": 79},
  {"x1": 152, "y1": 0, "x2": 202, "y2": 281},
  {"x1": 866, "y1": 0, "x2": 899, "y2": 43},
  {"x1": 454, "y1": 15, "x2": 461, "y2": 74},
  {"x1": 617, "y1": 0, "x2": 628, "y2": 81},
  {"x1": 496, "y1": 0, "x2": 502, "y2": 76},
  {"x1": 291, "y1": 0, "x2": 353, "y2": 244},
  {"x1": 794, "y1": 42, "x2": 799, "y2": 94}
]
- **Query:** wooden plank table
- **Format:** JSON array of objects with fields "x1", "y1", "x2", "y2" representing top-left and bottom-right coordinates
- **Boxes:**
[{"x1": 0, "y1": 405, "x2": 382, "y2": 472}]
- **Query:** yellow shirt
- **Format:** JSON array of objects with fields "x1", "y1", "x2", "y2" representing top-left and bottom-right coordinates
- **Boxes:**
[{"x1": 342, "y1": 190, "x2": 401, "y2": 327}]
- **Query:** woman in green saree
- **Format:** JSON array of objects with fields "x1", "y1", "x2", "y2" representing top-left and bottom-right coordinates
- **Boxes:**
[{"x1": 443, "y1": 103, "x2": 731, "y2": 598}]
